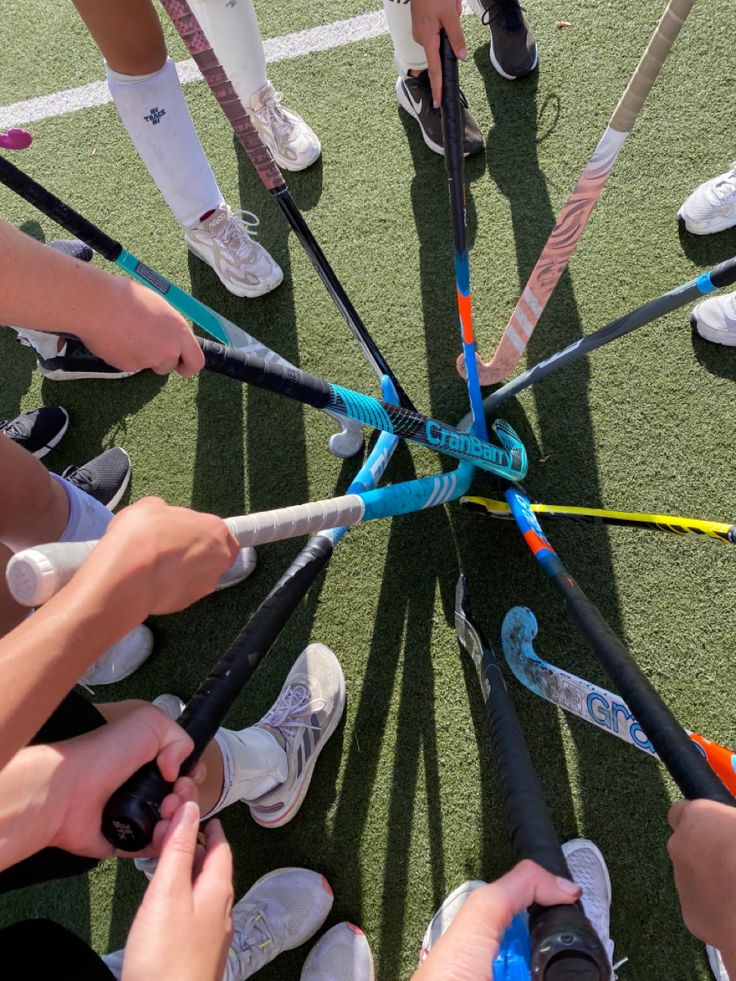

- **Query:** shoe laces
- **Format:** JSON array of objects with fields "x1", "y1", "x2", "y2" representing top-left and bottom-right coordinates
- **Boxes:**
[
  {"x1": 0, "y1": 418, "x2": 23, "y2": 438},
  {"x1": 229, "y1": 905, "x2": 277, "y2": 975},
  {"x1": 482, "y1": 0, "x2": 525, "y2": 33},
  {"x1": 254, "y1": 88, "x2": 293, "y2": 139},
  {"x1": 261, "y1": 684, "x2": 324, "y2": 745},
  {"x1": 61, "y1": 461, "x2": 94, "y2": 491},
  {"x1": 210, "y1": 208, "x2": 260, "y2": 262}
]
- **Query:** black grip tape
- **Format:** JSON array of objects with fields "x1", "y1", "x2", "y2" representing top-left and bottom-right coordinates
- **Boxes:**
[
  {"x1": 529, "y1": 904, "x2": 610, "y2": 980},
  {"x1": 102, "y1": 536, "x2": 334, "y2": 851},
  {"x1": 439, "y1": 32, "x2": 466, "y2": 257},
  {"x1": 709, "y1": 256, "x2": 736, "y2": 290},
  {"x1": 0, "y1": 156, "x2": 122, "y2": 261},
  {"x1": 554, "y1": 571, "x2": 735, "y2": 805},
  {"x1": 199, "y1": 338, "x2": 332, "y2": 409}
]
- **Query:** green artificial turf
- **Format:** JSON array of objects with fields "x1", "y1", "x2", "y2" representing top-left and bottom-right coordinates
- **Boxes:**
[{"x1": 2, "y1": 2, "x2": 735, "y2": 978}]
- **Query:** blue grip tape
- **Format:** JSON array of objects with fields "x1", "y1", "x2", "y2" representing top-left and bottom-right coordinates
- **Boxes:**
[
  {"x1": 696, "y1": 271, "x2": 716, "y2": 295},
  {"x1": 492, "y1": 913, "x2": 531, "y2": 980}
]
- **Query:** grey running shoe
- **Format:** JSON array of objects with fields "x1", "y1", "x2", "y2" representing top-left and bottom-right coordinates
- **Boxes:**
[
  {"x1": 562, "y1": 839, "x2": 617, "y2": 976},
  {"x1": 395, "y1": 72, "x2": 484, "y2": 157},
  {"x1": 184, "y1": 203, "x2": 283, "y2": 299},
  {"x1": 248, "y1": 80, "x2": 321, "y2": 172},
  {"x1": 0, "y1": 406, "x2": 69, "y2": 458},
  {"x1": 216, "y1": 547, "x2": 257, "y2": 591},
  {"x1": 301, "y1": 923, "x2": 375, "y2": 981},
  {"x1": 35, "y1": 337, "x2": 137, "y2": 381},
  {"x1": 247, "y1": 643, "x2": 346, "y2": 828},
  {"x1": 62, "y1": 446, "x2": 131, "y2": 510},
  {"x1": 418, "y1": 880, "x2": 485, "y2": 962},
  {"x1": 223, "y1": 868, "x2": 333, "y2": 981},
  {"x1": 469, "y1": 0, "x2": 539, "y2": 80},
  {"x1": 152, "y1": 693, "x2": 186, "y2": 719},
  {"x1": 79, "y1": 623, "x2": 154, "y2": 687}
]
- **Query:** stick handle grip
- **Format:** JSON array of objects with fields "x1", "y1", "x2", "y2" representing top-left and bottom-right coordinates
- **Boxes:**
[
  {"x1": 440, "y1": 32, "x2": 466, "y2": 256},
  {"x1": 610, "y1": 0, "x2": 694, "y2": 131},
  {"x1": 0, "y1": 156, "x2": 122, "y2": 261}
]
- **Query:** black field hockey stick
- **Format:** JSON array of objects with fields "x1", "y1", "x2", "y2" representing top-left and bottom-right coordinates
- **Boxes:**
[
  {"x1": 0, "y1": 154, "x2": 363, "y2": 458},
  {"x1": 455, "y1": 576, "x2": 609, "y2": 979},
  {"x1": 160, "y1": 0, "x2": 415, "y2": 412},
  {"x1": 506, "y1": 487, "x2": 735, "y2": 805}
]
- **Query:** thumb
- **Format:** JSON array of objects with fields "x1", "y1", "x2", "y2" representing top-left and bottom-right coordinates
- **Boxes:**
[
  {"x1": 148, "y1": 800, "x2": 201, "y2": 896},
  {"x1": 488, "y1": 860, "x2": 581, "y2": 918},
  {"x1": 668, "y1": 799, "x2": 688, "y2": 831}
]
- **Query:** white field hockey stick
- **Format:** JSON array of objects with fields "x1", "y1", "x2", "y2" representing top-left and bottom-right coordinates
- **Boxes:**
[
  {"x1": 460, "y1": 0, "x2": 695, "y2": 384},
  {"x1": 501, "y1": 605, "x2": 736, "y2": 797}
]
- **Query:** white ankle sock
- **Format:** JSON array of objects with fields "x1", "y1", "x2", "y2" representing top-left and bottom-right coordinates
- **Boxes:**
[
  {"x1": 51, "y1": 472, "x2": 113, "y2": 542},
  {"x1": 106, "y1": 57, "x2": 223, "y2": 228},
  {"x1": 204, "y1": 725, "x2": 288, "y2": 817},
  {"x1": 188, "y1": 0, "x2": 267, "y2": 107},
  {"x1": 384, "y1": 0, "x2": 428, "y2": 76}
]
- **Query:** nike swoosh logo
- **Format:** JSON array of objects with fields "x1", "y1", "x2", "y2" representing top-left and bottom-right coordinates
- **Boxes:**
[{"x1": 404, "y1": 86, "x2": 425, "y2": 114}]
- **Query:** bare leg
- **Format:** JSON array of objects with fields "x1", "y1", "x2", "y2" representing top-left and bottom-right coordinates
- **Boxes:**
[
  {"x1": 0, "y1": 435, "x2": 69, "y2": 552},
  {"x1": 71, "y1": 0, "x2": 167, "y2": 75},
  {"x1": 0, "y1": 544, "x2": 28, "y2": 636}
]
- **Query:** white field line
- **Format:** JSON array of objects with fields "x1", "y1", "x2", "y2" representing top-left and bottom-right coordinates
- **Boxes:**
[{"x1": 0, "y1": 9, "x2": 391, "y2": 128}]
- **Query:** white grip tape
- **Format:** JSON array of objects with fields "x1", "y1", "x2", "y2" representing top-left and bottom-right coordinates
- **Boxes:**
[
  {"x1": 225, "y1": 495, "x2": 365, "y2": 545},
  {"x1": 7, "y1": 541, "x2": 97, "y2": 607}
]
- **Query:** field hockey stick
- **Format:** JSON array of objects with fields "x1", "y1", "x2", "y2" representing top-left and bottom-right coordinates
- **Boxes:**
[
  {"x1": 461, "y1": 495, "x2": 736, "y2": 544},
  {"x1": 0, "y1": 128, "x2": 32, "y2": 150},
  {"x1": 159, "y1": 0, "x2": 414, "y2": 413},
  {"x1": 501, "y1": 606, "x2": 736, "y2": 797},
  {"x1": 9, "y1": 457, "x2": 475, "y2": 606},
  {"x1": 99, "y1": 378, "x2": 400, "y2": 851},
  {"x1": 0, "y1": 155, "x2": 362, "y2": 459},
  {"x1": 461, "y1": 0, "x2": 695, "y2": 384},
  {"x1": 440, "y1": 33, "x2": 487, "y2": 440},
  {"x1": 505, "y1": 485, "x2": 735, "y2": 805},
  {"x1": 471, "y1": 255, "x2": 736, "y2": 414},
  {"x1": 455, "y1": 576, "x2": 609, "y2": 980}
]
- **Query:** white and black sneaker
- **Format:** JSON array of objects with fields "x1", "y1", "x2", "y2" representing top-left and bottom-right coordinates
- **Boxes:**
[
  {"x1": 0, "y1": 406, "x2": 69, "y2": 458},
  {"x1": 395, "y1": 72, "x2": 484, "y2": 157},
  {"x1": 61, "y1": 447, "x2": 131, "y2": 510},
  {"x1": 469, "y1": 0, "x2": 539, "y2": 80},
  {"x1": 34, "y1": 337, "x2": 137, "y2": 381}
]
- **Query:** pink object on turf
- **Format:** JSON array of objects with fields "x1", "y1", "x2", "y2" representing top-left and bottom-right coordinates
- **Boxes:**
[{"x1": 0, "y1": 128, "x2": 32, "y2": 150}]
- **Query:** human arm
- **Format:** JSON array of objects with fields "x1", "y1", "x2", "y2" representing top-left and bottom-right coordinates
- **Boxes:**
[
  {"x1": 411, "y1": 0, "x2": 467, "y2": 107},
  {"x1": 668, "y1": 799, "x2": 736, "y2": 974},
  {"x1": 412, "y1": 860, "x2": 581, "y2": 981},
  {"x1": 0, "y1": 497, "x2": 239, "y2": 765},
  {"x1": 0, "y1": 706, "x2": 201, "y2": 870},
  {"x1": 122, "y1": 802, "x2": 234, "y2": 981},
  {"x1": 0, "y1": 219, "x2": 204, "y2": 376}
]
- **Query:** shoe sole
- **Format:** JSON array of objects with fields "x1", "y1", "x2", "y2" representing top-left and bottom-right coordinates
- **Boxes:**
[
  {"x1": 32, "y1": 407, "x2": 70, "y2": 459},
  {"x1": 255, "y1": 131, "x2": 322, "y2": 172},
  {"x1": 250, "y1": 649, "x2": 346, "y2": 828},
  {"x1": 690, "y1": 312, "x2": 736, "y2": 347},
  {"x1": 37, "y1": 367, "x2": 136, "y2": 381},
  {"x1": 489, "y1": 38, "x2": 539, "y2": 80},
  {"x1": 185, "y1": 241, "x2": 283, "y2": 299},
  {"x1": 395, "y1": 79, "x2": 445, "y2": 157},
  {"x1": 677, "y1": 209, "x2": 736, "y2": 236}
]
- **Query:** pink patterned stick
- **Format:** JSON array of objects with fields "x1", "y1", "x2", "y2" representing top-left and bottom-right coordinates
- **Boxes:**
[
  {"x1": 0, "y1": 129, "x2": 33, "y2": 151},
  {"x1": 160, "y1": 0, "x2": 283, "y2": 191}
]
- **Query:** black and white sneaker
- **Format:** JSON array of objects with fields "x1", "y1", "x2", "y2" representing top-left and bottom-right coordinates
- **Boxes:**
[
  {"x1": 35, "y1": 337, "x2": 137, "y2": 381},
  {"x1": 395, "y1": 72, "x2": 484, "y2": 157},
  {"x1": 0, "y1": 406, "x2": 70, "y2": 458},
  {"x1": 62, "y1": 447, "x2": 131, "y2": 510},
  {"x1": 469, "y1": 0, "x2": 539, "y2": 80}
]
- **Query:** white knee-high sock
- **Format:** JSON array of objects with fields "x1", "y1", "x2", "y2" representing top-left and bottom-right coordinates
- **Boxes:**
[
  {"x1": 384, "y1": 0, "x2": 428, "y2": 76},
  {"x1": 188, "y1": 0, "x2": 268, "y2": 107},
  {"x1": 107, "y1": 57, "x2": 223, "y2": 228},
  {"x1": 51, "y1": 473, "x2": 113, "y2": 542},
  {"x1": 203, "y1": 725, "x2": 287, "y2": 817}
]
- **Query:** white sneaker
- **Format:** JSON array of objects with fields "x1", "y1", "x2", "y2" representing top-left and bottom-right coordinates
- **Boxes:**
[
  {"x1": 678, "y1": 164, "x2": 736, "y2": 235},
  {"x1": 223, "y1": 868, "x2": 333, "y2": 981},
  {"x1": 216, "y1": 547, "x2": 257, "y2": 591},
  {"x1": 691, "y1": 292, "x2": 736, "y2": 346},
  {"x1": 418, "y1": 880, "x2": 486, "y2": 961},
  {"x1": 562, "y1": 839, "x2": 617, "y2": 976},
  {"x1": 248, "y1": 81, "x2": 321, "y2": 172},
  {"x1": 78, "y1": 624, "x2": 154, "y2": 686},
  {"x1": 707, "y1": 945, "x2": 731, "y2": 981},
  {"x1": 301, "y1": 923, "x2": 374, "y2": 981},
  {"x1": 184, "y1": 203, "x2": 283, "y2": 298},
  {"x1": 247, "y1": 643, "x2": 346, "y2": 828}
]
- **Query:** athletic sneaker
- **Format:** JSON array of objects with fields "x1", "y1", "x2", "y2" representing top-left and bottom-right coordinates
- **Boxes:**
[
  {"x1": 301, "y1": 923, "x2": 375, "y2": 981},
  {"x1": 247, "y1": 643, "x2": 346, "y2": 828},
  {"x1": 216, "y1": 547, "x2": 257, "y2": 590},
  {"x1": 678, "y1": 164, "x2": 736, "y2": 235},
  {"x1": 418, "y1": 880, "x2": 485, "y2": 961},
  {"x1": 562, "y1": 839, "x2": 618, "y2": 976},
  {"x1": 248, "y1": 81, "x2": 321, "y2": 172},
  {"x1": 223, "y1": 868, "x2": 334, "y2": 981},
  {"x1": 0, "y1": 406, "x2": 69, "y2": 458},
  {"x1": 691, "y1": 292, "x2": 736, "y2": 347},
  {"x1": 469, "y1": 0, "x2": 539, "y2": 80},
  {"x1": 78, "y1": 623, "x2": 154, "y2": 687},
  {"x1": 62, "y1": 447, "x2": 132, "y2": 510},
  {"x1": 184, "y1": 203, "x2": 283, "y2": 299},
  {"x1": 707, "y1": 945, "x2": 730, "y2": 981},
  {"x1": 395, "y1": 72, "x2": 484, "y2": 157},
  {"x1": 35, "y1": 337, "x2": 137, "y2": 381},
  {"x1": 152, "y1": 692, "x2": 186, "y2": 719}
]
